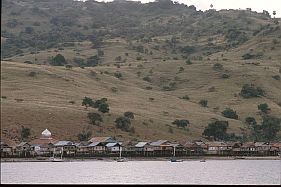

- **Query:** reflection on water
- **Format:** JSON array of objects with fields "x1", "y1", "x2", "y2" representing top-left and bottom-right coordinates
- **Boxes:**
[{"x1": 1, "y1": 160, "x2": 280, "y2": 184}]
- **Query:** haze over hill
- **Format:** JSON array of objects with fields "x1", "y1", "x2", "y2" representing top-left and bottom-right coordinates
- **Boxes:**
[{"x1": 1, "y1": 0, "x2": 281, "y2": 144}]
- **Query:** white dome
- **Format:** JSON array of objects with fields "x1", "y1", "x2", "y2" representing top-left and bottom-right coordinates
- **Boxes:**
[{"x1": 41, "y1": 129, "x2": 51, "y2": 137}]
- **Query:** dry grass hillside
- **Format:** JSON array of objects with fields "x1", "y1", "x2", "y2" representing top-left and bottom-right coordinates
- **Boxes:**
[{"x1": 1, "y1": 36, "x2": 281, "y2": 143}]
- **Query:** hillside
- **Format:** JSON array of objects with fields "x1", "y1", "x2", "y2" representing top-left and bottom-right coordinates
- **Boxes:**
[{"x1": 1, "y1": 0, "x2": 281, "y2": 144}]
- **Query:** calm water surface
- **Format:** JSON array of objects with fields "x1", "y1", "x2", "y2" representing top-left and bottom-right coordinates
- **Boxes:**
[{"x1": 1, "y1": 160, "x2": 281, "y2": 184}]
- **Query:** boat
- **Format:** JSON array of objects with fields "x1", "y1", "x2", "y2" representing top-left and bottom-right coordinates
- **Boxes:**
[
  {"x1": 170, "y1": 146, "x2": 183, "y2": 162},
  {"x1": 116, "y1": 146, "x2": 128, "y2": 162},
  {"x1": 50, "y1": 147, "x2": 64, "y2": 162}
]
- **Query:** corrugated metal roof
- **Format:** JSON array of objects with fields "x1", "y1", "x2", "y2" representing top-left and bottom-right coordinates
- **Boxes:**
[
  {"x1": 17, "y1": 142, "x2": 30, "y2": 147},
  {"x1": 150, "y1": 140, "x2": 169, "y2": 146},
  {"x1": 88, "y1": 142, "x2": 102, "y2": 147},
  {"x1": 206, "y1": 141, "x2": 227, "y2": 146},
  {"x1": 54, "y1": 141, "x2": 73, "y2": 146},
  {"x1": 254, "y1": 142, "x2": 268, "y2": 146},
  {"x1": 241, "y1": 142, "x2": 255, "y2": 147},
  {"x1": 89, "y1": 137, "x2": 116, "y2": 143},
  {"x1": 30, "y1": 138, "x2": 58, "y2": 145},
  {"x1": 106, "y1": 142, "x2": 120, "y2": 147},
  {"x1": 167, "y1": 143, "x2": 180, "y2": 147},
  {"x1": 135, "y1": 142, "x2": 148, "y2": 147}
]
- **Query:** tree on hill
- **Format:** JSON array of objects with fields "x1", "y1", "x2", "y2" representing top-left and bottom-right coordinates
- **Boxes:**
[
  {"x1": 98, "y1": 102, "x2": 109, "y2": 113},
  {"x1": 51, "y1": 54, "x2": 67, "y2": 66},
  {"x1": 21, "y1": 126, "x2": 31, "y2": 141},
  {"x1": 202, "y1": 120, "x2": 229, "y2": 141},
  {"x1": 87, "y1": 112, "x2": 103, "y2": 125},
  {"x1": 89, "y1": 36, "x2": 103, "y2": 48},
  {"x1": 245, "y1": 117, "x2": 257, "y2": 126},
  {"x1": 115, "y1": 116, "x2": 131, "y2": 131},
  {"x1": 172, "y1": 119, "x2": 190, "y2": 128},
  {"x1": 181, "y1": 45, "x2": 195, "y2": 55},
  {"x1": 258, "y1": 103, "x2": 270, "y2": 114},
  {"x1": 124, "y1": 111, "x2": 134, "y2": 119},
  {"x1": 87, "y1": 55, "x2": 100, "y2": 67},
  {"x1": 221, "y1": 108, "x2": 238, "y2": 119},
  {"x1": 260, "y1": 115, "x2": 281, "y2": 141},
  {"x1": 82, "y1": 97, "x2": 94, "y2": 109},
  {"x1": 240, "y1": 84, "x2": 265, "y2": 98},
  {"x1": 93, "y1": 98, "x2": 107, "y2": 108},
  {"x1": 114, "y1": 72, "x2": 122, "y2": 79},
  {"x1": 77, "y1": 129, "x2": 92, "y2": 141}
]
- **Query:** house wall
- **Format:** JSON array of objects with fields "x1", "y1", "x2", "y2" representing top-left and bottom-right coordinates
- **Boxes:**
[{"x1": 110, "y1": 146, "x2": 120, "y2": 152}]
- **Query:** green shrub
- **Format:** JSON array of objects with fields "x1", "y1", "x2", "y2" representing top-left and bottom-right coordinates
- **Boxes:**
[
  {"x1": 82, "y1": 97, "x2": 94, "y2": 108},
  {"x1": 149, "y1": 98, "x2": 154, "y2": 101},
  {"x1": 124, "y1": 111, "x2": 134, "y2": 119},
  {"x1": 73, "y1": 58, "x2": 85, "y2": 66},
  {"x1": 28, "y1": 71, "x2": 37, "y2": 77},
  {"x1": 87, "y1": 55, "x2": 100, "y2": 67},
  {"x1": 87, "y1": 112, "x2": 103, "y2": 125},
  {"x1": 111, "y1": 87, "x2": 118, "y2": 93},
  {"x1": 213, "y1": 63, "x2": 223, "y2": 70},
  {"x1": 222, "y1": 108, "x2": 238, "y2": 119},
  {"x1": 115, "y1": 116, "x2": 131, "y2": 131},
  {"x1": 21, "y1": 126, "x2": 31, "y2": 141},
  {"x1": 181, "y1": 45, "x2": 195, "y2": 55},
  {"x1": 272, "y1": 75, "x2": 280, "y2": 80},
  {"x1": 199, "y1": 99, "x2": 208, "y2": 107},
  {"x1": 143, "y1": 76, "x2": 152, "y2": 83},
  {"x1": 98, "y1": 103, "x2": 109, "y2": 113},
  {"x1": 65, "y1": 64, "x2": 73, "y2": 69},
  {"x1": 245, "y1": 117, "x2": 257, "y2": 126},
  {"x1": 69, "y1": 101, "x2": 75, "y2": 104},
  {"x1": 202, "y1": 120, "x2": 229, "y2": 141},
  {"x1": 172, "y1": 119, "x2": 190, "y2": 128},
  {"x1": 51, "y1": 54, "x2": 67, "y2": 66},
  {"x1": 180, "y1": 95, "x2": 190, "y2": 100},
  {"x1": 258, "y1": 103, "x2": 270, "y2": 113},
  {"x1": 145, "y1": 86, "x2": 152, "y2": 90},
  {"x1": 221, "y1": 74, "x2": 230, "y2": 79},
  {"x1": 77, "y1": 130, "x2": 92, "y2": 141},
  {"x1": 24, "y1": 61, "x2": 33, "y2": 64},
  {"x1": 240, "y1": 84, "x2": 265, "y2": 98},
  {"x1": 114, "y1": 72, "x2": 122, "y2": 79},
  {"x1": 185, "y1": 59, "x2": 192, "y2": 65},
  {"x1": 178, "y1": 67, "x2": 184, "y2": 73},
  {"x1": 242, "y1": 52, "x2": 263, "y2": 60}
]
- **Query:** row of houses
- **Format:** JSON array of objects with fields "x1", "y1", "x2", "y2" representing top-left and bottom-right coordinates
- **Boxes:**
[{"x1": 1, "y1": 129, "x2": 281, "y2": 158}]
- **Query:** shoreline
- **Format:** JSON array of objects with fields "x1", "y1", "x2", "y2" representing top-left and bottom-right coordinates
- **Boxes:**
[{"x1": 1, "y1": 156, "x2": 280, "y2": 162}]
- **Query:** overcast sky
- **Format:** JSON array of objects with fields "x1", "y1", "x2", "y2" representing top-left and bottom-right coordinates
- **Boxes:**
[{"x1": 94, "y1": 0, "x2": 281, "y2": 17}]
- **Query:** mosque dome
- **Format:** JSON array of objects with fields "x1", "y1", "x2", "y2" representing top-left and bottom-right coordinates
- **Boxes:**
[{"x1": 41, "y1": 129, "x2": 52, "y2": 139}]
